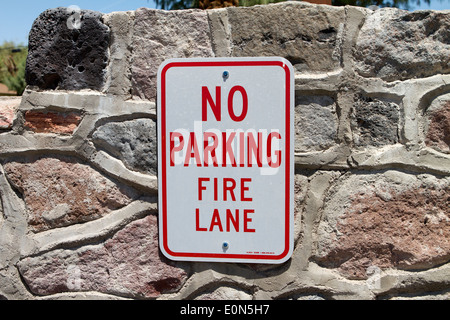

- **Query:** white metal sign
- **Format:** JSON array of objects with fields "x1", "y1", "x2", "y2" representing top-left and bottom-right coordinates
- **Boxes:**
[{"x1": 157, "y1": 57, "x2": 294, "y2": 264}]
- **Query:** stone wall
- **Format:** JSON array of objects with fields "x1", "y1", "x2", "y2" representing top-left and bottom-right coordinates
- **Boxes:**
[{"x1": 0, "y1": 2, "x2": 449, "y2": 300}]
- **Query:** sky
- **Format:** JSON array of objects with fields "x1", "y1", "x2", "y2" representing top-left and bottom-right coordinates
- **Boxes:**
[
  {"x1": 0, "y1": 0, "x2": 449, "y2": 45},
  {"x1": 0, "y1": 0, "x2": 157, "y2": 45}
]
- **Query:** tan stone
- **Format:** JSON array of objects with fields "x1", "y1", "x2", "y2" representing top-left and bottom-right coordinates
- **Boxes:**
[
  {"x1": 227, "y1": 2, "x2": 345, "y2": 73},
  {"x1": 0, "y1": 98, "x2": 20, "y2": 130},
  {"x1": 131, "y1": 8, "x2": 214, "y2": 101},
  {"x1": 4, "y1": 156, "x2": 138, "y2": 232},
  {"x1": 17, "y1": 215, "x2": 188, "y2": 298},
  {"x1": 315, "y1": 171, "x2": 450, "y2": 280}
]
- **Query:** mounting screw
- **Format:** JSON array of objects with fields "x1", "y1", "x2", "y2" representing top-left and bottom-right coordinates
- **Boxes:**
[
  {"x1": 223, "y1": 71, "x2": 229, "y2": 79},
  {"x1": 222, "y1": 242, "x2": 229, "y2": 250}
]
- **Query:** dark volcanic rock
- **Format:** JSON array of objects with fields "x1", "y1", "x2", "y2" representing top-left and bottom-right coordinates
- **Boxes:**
[
  {"x1": 26, "y1": 8, "x2": 110, "y2": 91},
  {"x1": 351, "y1": 96, "x2": 400, "y2": 147}
]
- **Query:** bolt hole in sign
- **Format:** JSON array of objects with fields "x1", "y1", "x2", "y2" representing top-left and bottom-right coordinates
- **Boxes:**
[{"x1": 157, "y1": 57, "x2": 294, "y2": 264}]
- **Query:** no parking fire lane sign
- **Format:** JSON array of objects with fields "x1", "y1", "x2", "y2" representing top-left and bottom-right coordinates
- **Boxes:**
[{"x1": 157, "y1": 57, "x2": 294, "y2": 264}]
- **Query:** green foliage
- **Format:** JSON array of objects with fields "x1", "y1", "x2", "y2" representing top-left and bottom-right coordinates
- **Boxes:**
[
  {"x1": 0, "y1": 42, "x2": 27, "y2": 96},
  {"x1": 153, "y1": 0, "x2": 188, "y2": 10},
  {"x1": 239, "y1": 0, "x2": 286, "y2": 7},
  {"x1": 3, "y1": 53, "x2": 27, "y2": 96}
]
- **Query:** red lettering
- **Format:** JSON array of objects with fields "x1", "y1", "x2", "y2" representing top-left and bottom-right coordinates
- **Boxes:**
[
  {"x1": 228, "y1": 86, "x2": 248, "y2": 122},
  {"x1": 202, "y1": 86, "x2": 221, "y2": 121},
  {"x1": 198, "y1": 177, "x2": 209, "y2": 201},
  {"x1": 170, "y1": 131, "x2": 283, "y2": 168},
  {"x1": 244, "y1": 209, "x2": 255, "y2": 233},
  {"x1": 209, "y1": 209, "x2": 223, "y2": 232},
  {"x1": 222, "y1": 132, "x2": 237, "y2": 167},
  {"x1": 197, "y1": 178, "x2": 251, "y2": 202},
  {"x1": 267, "y1": 132, "x2": 282, "y2": 168},
  {"x1": 226, "y1": 209, "x2": 239, "y2": 232},
  {"x1": 203, "y1": 132, "x2": 219, "y2": 167},
  {"x1": 195, "y1": 208, "x2": 256, "y2": 233},
  {"x1": 170, "y1": 132, "x2": 184, "y2": 166},
  {"x1": 247, "y1": 132, "x2": 263, "y2": 167},
  {"x1": 241, "y1": 178, "x2": 252, "y2": 202},
  {"x1": 223, "y1": 178, "x2": 236, "y2": 201},
  {"x1": 202, "y1": 86, "x2": 248, "y2": 122},
  {"x1": 196, "y1": 208, "x2": 207, "y2": 231},
  {"x1": 214, "y1": 177, "x2": 218, "y2": 201},
  {"x1": 184, "y1": 132, "x2": 201, "y2": 167}
]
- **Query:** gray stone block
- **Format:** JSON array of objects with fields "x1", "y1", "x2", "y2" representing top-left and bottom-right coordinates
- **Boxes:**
[
  {"x1": 227, "y1": 2, "x2": 345, "y2": 73},
  {"x1": 354, "y1": 9, "x2": 450, "y2": 81},
  {"x1": 103, "y1": 11, "x2": 135, "y2": 98},
  {"x1": 295, "y1": 95, "x2": 338, "y2": 152},
  {"x1": 26, "y1": 8, "x2": 110, "y2": 90},
  {"x1": 92, "y1": 118, "x2": 157, "y2": 175}
]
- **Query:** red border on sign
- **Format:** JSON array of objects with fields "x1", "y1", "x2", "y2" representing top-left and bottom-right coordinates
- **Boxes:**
[{"x1": 160, "y1": 60, "x2": 292, "y2": 262}]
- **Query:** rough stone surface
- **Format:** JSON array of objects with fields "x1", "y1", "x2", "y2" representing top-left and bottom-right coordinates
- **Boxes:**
[
  {"x1": 195, "y1": 286, "x2": 252, "y2": 300},
  {"x1": 295, "y1": 95, "x2": 338, "y2": 152},
  {"x1": 26, "y1": 8, "x2": 110, "y2": 90},
  {"x1": 351, "y1": 96, "x2": 400, "y2": 147},
  {"x1": 389, "y1": 291, "x2": 450, "y2": 300},
  {"x1": 1, "y1": 3, "x2": 449, "y2": 301},
  {"x1": 103, "y1": 11, "x2": 134, "y2": 98},
  {"x1": 425, "y1": 100, "x2": 450, "y2": 154},
  {"x1": 354, "y1": 9, "x2": 450, "y2": 81},
  {"x1": 315, "y1": 171, "x2": 450, "y2": 280},
  {"x1": 0, "y1": 190, "x2": 3, "y2": 219},
  {"x1": 24, "y1": 110, "x2": 83, "y2": 134},
  {"x1": 294, "y1": 174, "x2": 308, "y2": 241},
  {"x1": 0, "y1": 98, "x2": 20, "y2": 130},
  {"x1": 92, "y1": 119, "x2": 157, "y2": 175},
  {"x1": 3, "y1": 156, "x2": 138, "y2": 232},
  {"x1": 228, "y1": 2, "x2": 345, "y2": 73},
  {"x1": 17, "y1": 215, "x2": 188, "y2": 299},
  {"x1": 131, "y1": 8, "x2": 214, "y2": 100}
]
